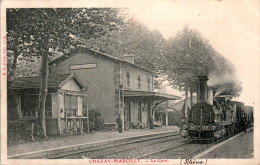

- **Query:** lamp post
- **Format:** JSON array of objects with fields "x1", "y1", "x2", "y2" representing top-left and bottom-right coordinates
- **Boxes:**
[{"x1": 117, "y1": 85, "x2": 123, "y2": 133}]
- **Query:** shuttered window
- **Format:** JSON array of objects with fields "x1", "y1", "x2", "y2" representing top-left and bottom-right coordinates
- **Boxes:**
[
  {"x1": 126, "y1": 72, "x2": 130, "y2": 87},
  {"x1": 147, "y1": 78, "x2": 151, "y2": 91},
  {"x1": 137, "y1": 76, "x2": 141, "y2": 89}
]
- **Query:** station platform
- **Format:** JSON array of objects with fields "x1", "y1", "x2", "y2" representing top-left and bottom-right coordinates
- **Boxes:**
[
  {"x1": 7, "y1": 126, "x2": 180, "y2": 158},
  {"x1": 195, "y1": 128, "x2": 254, "y2": 159}
]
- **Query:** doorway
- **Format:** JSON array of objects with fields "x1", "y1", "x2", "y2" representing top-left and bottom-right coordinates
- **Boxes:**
[
  {"x1": 124, "y1": 102, "x2": 131, "y2": 130},
  {"x1": 138, "y1": 102, "x2": 142, "y2": 122}
]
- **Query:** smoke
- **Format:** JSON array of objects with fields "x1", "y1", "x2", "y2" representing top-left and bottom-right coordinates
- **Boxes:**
[
  {"x1": 214, "y1": 84, "x2": 231, "y2": 97},
  {"x1": 207, "y1": 58, "x2": 242, "y2": 97},
  {"x1": 208, "y1": 71, "x2": 236, "y2": 87},
  {"x1": 208, "y1": 70, "x2": 242, "y2": 96}
]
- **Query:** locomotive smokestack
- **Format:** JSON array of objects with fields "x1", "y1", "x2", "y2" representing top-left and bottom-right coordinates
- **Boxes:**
[{"x1": 198, "y1": 76, "x2": 208, "y2": 102}]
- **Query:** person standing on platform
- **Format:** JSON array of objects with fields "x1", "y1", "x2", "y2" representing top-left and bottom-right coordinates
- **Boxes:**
[
  {"x1": 117, "y1": 114, "x2": 123, "y2": 133},
  {"x1": 241, "y1": 116, "x2": 247, "y2": 133}
]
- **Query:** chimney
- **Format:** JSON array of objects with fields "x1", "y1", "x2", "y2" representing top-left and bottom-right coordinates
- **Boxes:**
[
  {"x1": 123, "y1": 55, "x2": 135, "y2": 63},
  {"x1": 198, "y1": 76, "x2": 208, "y2": 102}
]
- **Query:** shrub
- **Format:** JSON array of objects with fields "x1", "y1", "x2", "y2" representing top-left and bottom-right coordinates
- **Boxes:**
[
  {"x1": 7, "y1": 120, "x2": 41, "y2": 145},
  {"x1": 7, "y1": 91, "x2": 20, "y2": 121},
  {"x1": 84, "y1": 109, "x2": 104, "y2": 131}
]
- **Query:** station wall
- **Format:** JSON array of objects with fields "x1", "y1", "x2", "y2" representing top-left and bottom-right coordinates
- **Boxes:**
[{"x1": 50, "y1": 51, "x2": 116, "y2": 124}]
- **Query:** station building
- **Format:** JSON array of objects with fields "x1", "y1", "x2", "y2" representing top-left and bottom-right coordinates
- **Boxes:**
[{"x1": 49, "y1": 48, "x2": 181, "y2": 130}]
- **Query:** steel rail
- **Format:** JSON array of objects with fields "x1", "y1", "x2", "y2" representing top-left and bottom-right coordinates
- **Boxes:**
[
  {"x1": 48, "y1": 132, "x2": 180, "y2": 159},
  {"x1": 136, "y1": 135, "x2": 230, "y2": 159},
  {"x1": 91, "y1": 136, "x2": 183, "y2": 159},
  {"x1": 135, "y1": 141, "x2": 190, "y2": 159},
  {"x1": 180, "y1": 145, "x2": 211, "y2": 159}
]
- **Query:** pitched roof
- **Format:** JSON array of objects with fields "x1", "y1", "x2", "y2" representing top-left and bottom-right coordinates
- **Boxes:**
[
  {"x1": 49, "y1": 47, "x2": 153, "y2": 73},
  {"x1": 9, "y1": 73, "x2": 86, "y2": 90}
]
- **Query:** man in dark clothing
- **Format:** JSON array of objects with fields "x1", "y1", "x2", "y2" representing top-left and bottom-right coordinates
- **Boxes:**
[
  {"x1": 241, "y1": 117, "x2": 247, "y2": 132},
  {"x1": 117, "y1": 114, "x2": 123, "y2": 133}
]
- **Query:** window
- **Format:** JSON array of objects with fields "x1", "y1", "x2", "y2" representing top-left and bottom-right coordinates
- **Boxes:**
[
  {"x1": 137, "y1": 76, "x2": 141, "y2": 89},
  {"x1": 147, "y1": 78, "x2": 151, "y2": 91},
  {"x1": 64, "y1": 95, "x2": 83, "y2": 117},
  {"x1": 77, "y1": 97, "x2": 83, "y2": 116},
  {"x1": 65, "y1": 95, "x2": 78, "y2": 116},
  {"x1": 21, "y1": 94, "x2": 52, "y2": 118},
  {"x1": 126, "y1": 72, "x2": 130, "y2": 87},
  {"x1": 45, "y1": 94, "x2": 52, "y2": 117}
]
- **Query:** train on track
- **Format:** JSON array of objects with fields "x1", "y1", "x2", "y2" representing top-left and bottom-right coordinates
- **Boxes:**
[{"x1": 180, "y1": 76, "x2": 253, "y2": 142}]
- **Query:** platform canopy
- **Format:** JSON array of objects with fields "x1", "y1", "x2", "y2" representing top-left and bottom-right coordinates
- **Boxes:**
[{"x1": 124, "y1": 90, "x2": 181, "y2": 101}]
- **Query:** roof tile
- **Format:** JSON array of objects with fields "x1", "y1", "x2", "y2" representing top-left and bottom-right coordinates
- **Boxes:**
[{"x1": 10, "y1": 74, "x2": 71, "y2": 89}]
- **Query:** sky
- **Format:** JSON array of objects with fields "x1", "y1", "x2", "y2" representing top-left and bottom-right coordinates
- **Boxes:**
[{"x1": 126, "y1": 0, "x2": 259, "y2": 107}]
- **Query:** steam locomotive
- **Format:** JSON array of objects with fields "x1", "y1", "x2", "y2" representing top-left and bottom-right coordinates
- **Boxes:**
[{"x1": 180, "y1": 76, "x2": 253, "y2": 142}]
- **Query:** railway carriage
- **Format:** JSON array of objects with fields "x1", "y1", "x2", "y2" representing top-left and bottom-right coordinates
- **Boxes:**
[{"x1": 241, "y1": 105, "x2": 254, "y2": 130}]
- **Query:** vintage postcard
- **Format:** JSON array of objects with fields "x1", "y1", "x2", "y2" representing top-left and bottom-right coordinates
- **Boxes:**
[{"x1": 1, "y1": 0, "x2": 259, "y2": 165}]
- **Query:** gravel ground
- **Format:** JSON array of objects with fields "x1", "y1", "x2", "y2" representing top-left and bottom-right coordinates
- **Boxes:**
[{"x1": 200, "y1": 129, "x2": 254, "y2": 159}]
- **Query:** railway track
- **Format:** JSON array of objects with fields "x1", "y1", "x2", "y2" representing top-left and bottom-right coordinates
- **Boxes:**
[
  {"x1": 47, "y1": 132, "x2": 181, "y2": 159},
  {"x1": 135, "y1": 133, "x2": 240, "y2": 159},
  {"x1": 136, "y1": 142, "x2": 211, "y2": 159},
  {"x1": 89, "y1": 135, "x2": 236, "y2": 159},
  {"x1": 92, "y1": 138, "x2": 181, "y2": 159},
  {"x1": 135, "y1": 142, "x2": 190, "y2": 159},
  {"x1": 90, "y1": 135, "x2": 183, "y2": 159},
  {"x1": 48, "y1": 132, "x2": 240, "y2": 159}
]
